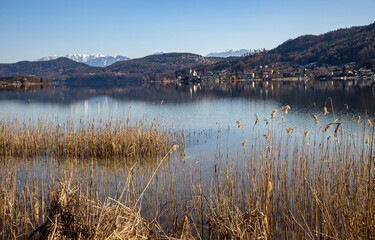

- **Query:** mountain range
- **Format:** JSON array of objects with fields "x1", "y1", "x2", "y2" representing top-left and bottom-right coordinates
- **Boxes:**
[{"x1": 36, "y1": 53, "x2": 130, "y2": 67}]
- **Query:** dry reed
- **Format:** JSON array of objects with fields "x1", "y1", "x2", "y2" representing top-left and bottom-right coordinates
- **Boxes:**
[
  {"x1": 0, "y1": 106, "x2": 374, "y2": 239},
  {"x1": 29, "y1": 179, "x2": 155, "y2": 240},
  {"x1": 0, "y1": 118, "x2": 174, "y2": 159},
  {"x1": 281, "y1": 105, "x2": 290, "y2": 114}
]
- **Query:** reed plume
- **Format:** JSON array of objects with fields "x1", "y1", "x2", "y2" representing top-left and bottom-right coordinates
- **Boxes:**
[
  {"x1": 271, "y1": 109, "x2": 277, "y2": 119},
  {"x1": 281, "y1": 105, "x2": 291, "y2": 114},
  {"x1": 312, "y1": 114, "x2": 319, "y2": 125}
]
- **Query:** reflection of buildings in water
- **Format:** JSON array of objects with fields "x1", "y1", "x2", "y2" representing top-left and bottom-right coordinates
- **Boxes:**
[{"x1": 189, "y1": 84, "x2": 199, "y2": 96}]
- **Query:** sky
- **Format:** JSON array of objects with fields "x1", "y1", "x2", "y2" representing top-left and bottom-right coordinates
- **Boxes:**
[{"x1": 0, "y1": 0, "x2": 374, "y2": 63}]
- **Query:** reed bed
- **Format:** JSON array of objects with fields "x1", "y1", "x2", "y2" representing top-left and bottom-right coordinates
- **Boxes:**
[
  {"x1": 0, "y1": 106, "x2": 374, "y2": 239},
  {"x1": 0, "y1": 118, "x2": 174, "y2": 159}
]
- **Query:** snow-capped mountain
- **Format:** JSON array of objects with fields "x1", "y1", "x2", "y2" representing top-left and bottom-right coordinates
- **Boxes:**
[
  {"x1": 205, "y1": 49, "x2": 253, "y2": 58},
  {"x1": 36, "y1": 53, "x2": 130, "y2": 67},
  {"x1": 150, "y1": 51, "x2": 168, "y2": 55},
  {"x1": 37, "y1": 55, "x2": 60, "y2": 61}
]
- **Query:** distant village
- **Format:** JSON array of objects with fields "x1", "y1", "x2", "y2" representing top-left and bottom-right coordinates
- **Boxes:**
[{"x1": 178, "y1": 62, "x2": 375, "y2": 84}]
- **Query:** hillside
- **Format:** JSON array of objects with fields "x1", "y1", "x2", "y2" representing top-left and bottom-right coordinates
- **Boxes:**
[
  {"x1": 0, "y1": 53, "x2": 220, "y2": 83},
  {"x1": 105, "y1": 53, "x2": 221, "y2": 79},
  {"x1": 0, "y1": 58, "x2": 102, "y2": 80},
  {"x1": 170, "y1": 22, "x2": 375, "y2": 79},
  {"x1": 270, "y1": 21, "x2": 375, "y2": 66}
]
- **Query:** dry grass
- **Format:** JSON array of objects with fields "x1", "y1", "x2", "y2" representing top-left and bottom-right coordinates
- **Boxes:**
[
  {"x1": 29, "y1": 179, "x2": 155, "y2": 240},
  {"x1": 0, "y1": 118, "x2": 174, "y2": 159},
  {"x1": 0, "y1": 107, "x2": 375, "y2": 239}
]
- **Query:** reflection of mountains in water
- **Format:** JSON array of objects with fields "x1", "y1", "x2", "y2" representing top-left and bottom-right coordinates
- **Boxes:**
[{"x1": 0, "y1": 80, "x2": 374, "y2": 115}]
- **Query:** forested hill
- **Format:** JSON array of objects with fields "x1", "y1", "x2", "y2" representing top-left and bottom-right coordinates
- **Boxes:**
[
  {"x1": 104, "y1": 53, "x2": 220, "y2": 79},
  {"x1": 269, "y1": 21, "x2": 375, "y2": 66},
  {"x1": 174, "y1": 22, "x2": 375, "y2": 77},
  {"x1": 0, "y1": 53, "x2": 221, "y2": 82},
  {"x1": 0, "y1": 58, "x2": 102, "y2": 80}
]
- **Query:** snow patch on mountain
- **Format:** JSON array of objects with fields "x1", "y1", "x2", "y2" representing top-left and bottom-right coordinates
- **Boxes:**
[
  {"x1": 36, "y1": 55, "x2": 60, "y2": 61},
  {"x1": 205, "y1": 49, "x2": 253, "y2": 58},
  {"x1": 35, "y1": 53, "x2": 130, "y2": 67},
  {"x1": 151, "y1": 51, "x2": 168, "y2": 55}
]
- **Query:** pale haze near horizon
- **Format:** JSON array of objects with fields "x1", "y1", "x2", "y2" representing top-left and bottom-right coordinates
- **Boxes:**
[{"x1": 0, "y1": 0, "x2": 374, "y2": 63}]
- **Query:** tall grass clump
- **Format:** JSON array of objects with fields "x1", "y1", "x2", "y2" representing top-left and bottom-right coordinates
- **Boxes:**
[
  {"x1": 199, "y1": 107, "x2": 375, "y2": 239},
  {"x1": 0, "y1": 118, "x2": 176, "y2": 159}
]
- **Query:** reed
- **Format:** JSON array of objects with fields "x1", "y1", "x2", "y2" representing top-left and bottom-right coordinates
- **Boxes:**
[
  {"x1": 0, "y1": 118, "x2": 174, "y2": 159},
  {"x1": 0, "y1": 108, "x2": 374, "y2": 239}
]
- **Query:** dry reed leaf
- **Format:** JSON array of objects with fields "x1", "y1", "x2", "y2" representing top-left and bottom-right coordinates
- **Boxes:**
[
  {"x1": 304, "y1": 130, "x2": 310, "y2": 138},
  {"x1": 267, "y1": 181, "x2": 273, "y2": 192},
  {"x1": 281, "y1": 116, "x2": 285, "y2": 122},
  {"x1": 171, "y1": 144, "x2": 179, "y2": 152},
  {"x1": 306, "y1": 140, "x2": 310, "y2": 145},
  {"x1": 324, "y1": 124, "x2": 333, "y2": 133},
  {"x1": 356, "y1": 115, "x2": 361, "y2": 124},
  {"x1": 281, "y1": 105, "x2": 291, "y2": 114},
  {"x1": 312, "y1": 114, "x2": 319, "y2": 125},
  {"x1": 235, "y1": 120, "x2": 243, "y2": 128},
  {"x1": 368, "y1": 119, "x2": 373, "y2": 127},
  {"x1": 334, "y1": 123, "x2": 341, "y2": 141},
  {"x1": 160, "y1": 100, "x2": 164, "y2": 105},
  {"x1": 263, "y1": 134, "x2": 271, "y2": 142},
  {"x1": 271, "y1": 109, "x2": 277, "y2": 119},
  {"x1": 323, "y1": 106, "x2": 329, "y2": 115},
  {"x1": 286, "y1": 127, "x2": 294, "y2": 134},
  {"x1": 366, "y1": 135, "x2": 370, "y2": 145},
  {"x1": 242, "y1": 139, "x2": 247, "y2": 149},
  {"x1": 253, "y1": 117, "x2": 259, "y2": 128}
]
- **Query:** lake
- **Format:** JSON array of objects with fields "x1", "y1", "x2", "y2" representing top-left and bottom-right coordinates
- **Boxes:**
[{"x1": 1, "y1": 80, "x2": 374, "y2": 156}]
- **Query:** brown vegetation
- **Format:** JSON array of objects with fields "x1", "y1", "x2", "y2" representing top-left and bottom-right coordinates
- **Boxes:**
[
  {"x1": 0, "y1": 118, "x2": 173, "y2": 159},
  {"x1": 0, "y1": 110, "x2": 374, "y2": 239}
]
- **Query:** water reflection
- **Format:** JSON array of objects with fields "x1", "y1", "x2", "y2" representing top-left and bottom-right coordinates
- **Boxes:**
[
  {"x1": 0, "y1": 81, "x2": 374, "y2": 115},
  {"x1": 1, "y1": 80, "x2": 374, "y2": 165}
]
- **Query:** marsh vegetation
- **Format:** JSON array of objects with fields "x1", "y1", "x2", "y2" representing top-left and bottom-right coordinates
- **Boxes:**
[{"x1": 0, "y1": 104, "x2": 374, "y2": 239}]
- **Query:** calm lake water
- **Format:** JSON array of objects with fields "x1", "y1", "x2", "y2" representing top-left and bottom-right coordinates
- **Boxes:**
[
  {"x1": 1, "y1": 80, "x2": 375, "y2": 162},
  {"x1": 1, "y1": 80, "x2": 375, "y2": 234}
]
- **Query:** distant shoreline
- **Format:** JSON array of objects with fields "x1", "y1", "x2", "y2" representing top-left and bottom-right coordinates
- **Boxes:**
[{"x1": 0, "y1": 75, "x2": 52, "y2": 87}]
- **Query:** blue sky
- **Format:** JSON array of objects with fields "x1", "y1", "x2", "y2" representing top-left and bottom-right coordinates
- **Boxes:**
[{"x1": 0, "y1": 0, "x2": 374, "y2": 63}]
